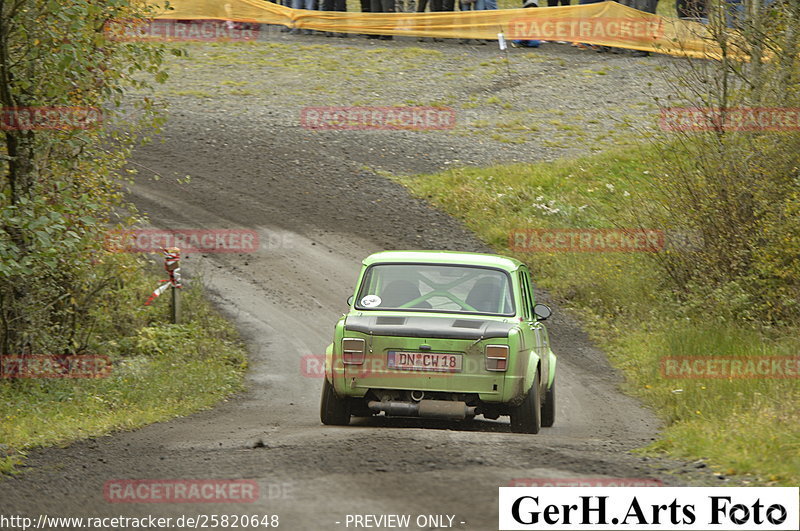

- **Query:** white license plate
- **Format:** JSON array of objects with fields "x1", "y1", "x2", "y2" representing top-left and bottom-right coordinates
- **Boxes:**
[{"x1": 387, "y1": 351, "x2": 462, "y2": 373}]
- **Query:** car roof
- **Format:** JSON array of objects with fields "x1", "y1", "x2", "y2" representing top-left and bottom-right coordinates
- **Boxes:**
[{"x1": 362, "y1": 250, "x2": 524, "y2": 271}]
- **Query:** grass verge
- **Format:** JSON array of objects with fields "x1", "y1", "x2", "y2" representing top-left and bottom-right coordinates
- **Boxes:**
[
  {"x1": 0, "y1": 254, "x2": 247, "y2": 475},
  {"x1": 396, "y1": 145, "x2": 799, "y2": 486}
]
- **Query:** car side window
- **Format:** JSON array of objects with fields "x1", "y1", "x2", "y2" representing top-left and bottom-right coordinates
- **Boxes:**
[
  {"x1": 522, "y1": 269, "x2": 537, "y2": 321},
  {"x1": 525, "y1": 269, "x2": 535, "y2": 306},
  {"x1": 518, "y1": 270, "x2": 532, "y2": 321}
]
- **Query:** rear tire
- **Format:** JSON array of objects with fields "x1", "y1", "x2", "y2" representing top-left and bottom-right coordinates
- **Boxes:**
[
  {"x1": 320, "y1": 378, "x2": 351, "y2": 425},
  {"x1": 510, "y1": 371, "x2": 541, "y2": 434},
  {"x1": 541, "y1": 377, "x2": 556, "y2": 428}
]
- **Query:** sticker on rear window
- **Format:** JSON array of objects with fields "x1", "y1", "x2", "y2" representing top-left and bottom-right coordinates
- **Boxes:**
[{"x1": 360, "y1": 295, "x2": 381, "y2": 307}]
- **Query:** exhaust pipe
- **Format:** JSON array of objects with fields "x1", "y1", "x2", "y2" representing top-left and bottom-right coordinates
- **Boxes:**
[
  {"x1": 368, "y1": 400, "x2": 476, "y2": 420},
  {"x1": 368, "y1": 400, "x2": 419, "y2": 417}
]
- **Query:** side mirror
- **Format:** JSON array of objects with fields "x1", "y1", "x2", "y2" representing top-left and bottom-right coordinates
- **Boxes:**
[
  {"x1": 533, "y1": 303, "x2": 552, "y2": 321},
  {"x1": 347, "y1": 295, "x2": 354, "y2": 306}
]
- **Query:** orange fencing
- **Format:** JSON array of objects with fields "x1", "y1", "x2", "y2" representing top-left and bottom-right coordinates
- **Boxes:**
[{"x1": 140, "y1": 0, "x2": 725, "y2": 58}]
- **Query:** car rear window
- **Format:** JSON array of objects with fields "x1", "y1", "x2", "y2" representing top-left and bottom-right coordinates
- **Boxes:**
[{"x1": 355, "y1": 264, "x2": 515, "y2": 316}]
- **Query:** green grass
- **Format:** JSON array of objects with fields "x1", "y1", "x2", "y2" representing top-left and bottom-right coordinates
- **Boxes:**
[
  {"x1": 0, "y1": 255, "x2": 247, "y2": 474},
  {"x1": 619, "y1": 326, "x2": 800, "y2": 484},
  {"x1": 396, "y1": 144, "x2": 800, "y2": 486},
  {"x1": 396, "y1": 147, "x2": 666, "y2": 321}
]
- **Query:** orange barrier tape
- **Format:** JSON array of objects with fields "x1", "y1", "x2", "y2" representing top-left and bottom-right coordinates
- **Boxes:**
[
  {"x1": 144, "y1": 247, "x2": 182, "y2": 306},
  {"x1": 142, "y1": 1, "x2": 723, "y2": 58}
]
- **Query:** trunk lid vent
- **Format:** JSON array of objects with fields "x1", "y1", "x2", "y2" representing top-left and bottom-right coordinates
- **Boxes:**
[
  {"x1": 376, "y1": 316, "x2": 407, "y2": 325},
  {"x1": 452, "y1": 319, "x2": 484, "y2": 329}
]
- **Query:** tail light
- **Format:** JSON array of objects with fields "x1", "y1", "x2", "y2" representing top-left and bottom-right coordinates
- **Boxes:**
[
  {"x1": 485, "y1": 344, "x2": 509, "y2": 371},
  {"x1": 342, "y1": 338, "x2": 366, "y2": 365}
]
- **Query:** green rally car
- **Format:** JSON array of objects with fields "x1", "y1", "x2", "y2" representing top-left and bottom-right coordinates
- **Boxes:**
[{"x1": 320, "y1": 250, "x2": 557, "y2": 434}]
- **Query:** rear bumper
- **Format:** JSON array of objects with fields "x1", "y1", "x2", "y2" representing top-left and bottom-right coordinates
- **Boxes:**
[
  {"x1": 332, "y1": 364, "x2": 522, "y2": 403},
  {"x1": 340, "y1": 372, "x2": 505, "y2": 400}
]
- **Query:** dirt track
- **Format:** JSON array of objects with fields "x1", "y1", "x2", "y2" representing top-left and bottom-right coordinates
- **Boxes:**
[{"x1": 0, "y1": 34, "x2": 724, "y2": 530}]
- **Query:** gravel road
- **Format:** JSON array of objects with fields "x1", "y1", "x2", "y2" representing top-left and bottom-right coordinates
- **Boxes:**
[{"x1": 0, "y1": 32, "x2": 724, "y2": 531}]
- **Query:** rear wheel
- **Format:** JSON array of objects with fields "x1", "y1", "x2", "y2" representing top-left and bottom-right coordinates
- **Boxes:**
[
  {"x1": 541, "y1": 377, "x2": 555, "y2": 428},
  {"x1": 320, "y1": 378, "x2": 351, "y2": 425},
  {"x1": 510, "y1": 371, "x2": 541, "y2": 434}
]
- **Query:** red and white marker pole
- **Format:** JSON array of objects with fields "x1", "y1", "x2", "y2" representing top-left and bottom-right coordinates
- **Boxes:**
[{"x1": 144, "y1": 247, "x2": 182, "y2": 323}]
